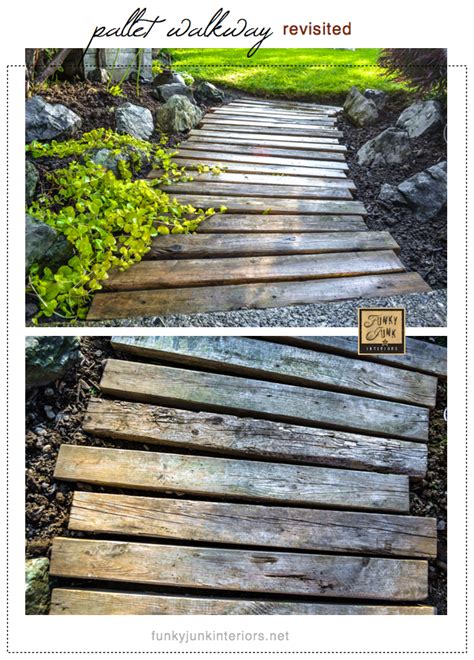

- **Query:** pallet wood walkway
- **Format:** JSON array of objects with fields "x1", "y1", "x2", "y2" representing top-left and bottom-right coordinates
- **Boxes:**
[
  {"x1": 86, "y1": 98, "x2": 430, "y2": 321},
  {"x1": 49, "y1": 336, "x2": 445, "y2": 615}
]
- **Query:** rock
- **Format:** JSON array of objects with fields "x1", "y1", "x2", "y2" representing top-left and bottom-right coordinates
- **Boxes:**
[
  {"x1": 194, "y1": 81, "x2": 225, "y2": 105},
  {"x1": 378, "y1": 183, "x2": 406, "y2": 205},
  {"x1": 152, "y1": 83, "x2": 194, "y2": 103},
  {"x1": 437, "y1": 520, "x2": 446, "y2": 532},
  {"x1": 115, "y1": 102, "x2": 154, "y2": 140},
  {"x1": 128, "y1": 69, "x2": 153, "y2": 84},
  {"x1": 25, "y1": 160, "x2": 39, "y2": 205},
  {"x1": 153, "y1": 70, "x2": 185, "y2": 87},
  {"x1": 357, "y1": 128, "x2": 411, "y2": 167},
  {"x1": 25, "y1": 96, "x2": 82, "y2": 143},
  {"x1": 156, "y1": 95, "x2": 203, "y2": 133},
  {"x1": 87, "y1": 146, "x2": 148, "y2": 177},
  {"x1": 396, "y1": 100, "x2": 443, "y2": 138},
  {"x1": 25, "y1": 557, "x2": 50, "y2": 615},
  {"x1": 343, "y1": 86, "x2": 379, "y2": 127},
  {"x1": 87, "y1": 68, "x2": 110, "y2": 84},
  {"x1": 25, "y1": 214, "x2": 73, "y2": 273},
  {"x1": 25, "y1": 336, "x2": 80, "y2": 388},
  {"x1": 363, "y1": 89, "x2": 387, "y2": 110},
  {"x1": 397, "y1": 161, "x2": 447, "y2": 220}
]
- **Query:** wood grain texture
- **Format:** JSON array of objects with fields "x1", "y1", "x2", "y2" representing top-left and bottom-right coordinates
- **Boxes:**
[
  {"x1": 279, "y1": 337, "x2": 448, "y2": 379},
  {"x1": 49, "y1": 538, "x2": 428, "y2": 600},
  {"x1": 83, "y1": 398, "x2": 428, "y2": 477},
  {"x1": 103, "y1": 251, "x2": 405, "y2": 291},
  {"x1": 189, "y1": 133, "x2": 345, "y2": 152},
  {"x1": 200, "y1": 121, "x2": 342, "y2": 138},
  {"x1": 169, "y1": 159, "x2": 349, "y2": 178},
  {"x1": 54, "y1": 445, "x2": 409, "y2": 511},
  {"x1": 211, "y1": 110, "x2": 338, "y2": 123},
  {"x1": 158, "y1": 171, "x2": 357, "y2": 190},
  {"x1": 50, "y1": 589, "x2": 435, "y2": 615},
  {"x1": 228, "y1": 100, "x2": 342, "y2": 113},
  {"x1": 182, "y1": 140, "x2": 346, "y2": 162},
  {"x1": 68, "y1": 491, "x2": 437, "y2": 558},
  {"x1": 202, "y1": 116, "x2": 337, "y2": 128},
  {"x1": 163, "y1": 197, "x2": 364, "y2": 216},
  {"x1": 145, "y1": 233, "x2": 396, "y2": 260},
  {"x1": 161, "y1": 180, "x2": 353, "y2": 201},
  {"x1": 176, "y1": 148, "x2": 349, "y2": 171},
  {"x1": 99, "y1": 359, "x2": 430, "y2": 441},
  {"x1": 87, "y1": 272, "x2": 432, "y2": 320},
  {"x1": 192, "y1": 128, "x2": 340, "y2": 144},
  {"x1": 110, "y1": 336, "x2": 437, "y2": 408},
  {"x1": 197, "y1": 214, "x2": 367, "y2": 233}
]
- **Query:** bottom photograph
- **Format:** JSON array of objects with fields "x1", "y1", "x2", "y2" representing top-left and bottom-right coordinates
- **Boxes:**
[{"x1": 25, "y1": 335, "x2": 447, "y2": 615}]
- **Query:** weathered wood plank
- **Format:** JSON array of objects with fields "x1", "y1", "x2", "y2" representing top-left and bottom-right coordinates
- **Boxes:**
[
  {"x1": 279, "y1": 337, "x2": 448, "y2": 379},
  {"x1": 104, "y1": 251, "x2": 405, "y2": 291},
  {"x1": 176, "y1": 148, "x2": 349, "y2": 171},
  {"x1": 68, "y1": 492, "x2": 437, "y2": 558},
  {"x1": 54, "y1": 445, "x2": 409, "y2": 511},
  {"x1": 204, "y1": 115, "x2": 337, "y2": 127},
  {"x1": 170, "y1": 158, "x2": 349, "y2": 178},
  {"x1": 198, "y1": 214, "x2": 367, "y2": 233},
  {"x1": 83, "y1": 398, "x2": 428, "y2": 476},
  {"x1": 50, "y1": 589, "x2": 436, "y2": 615},
  {"x1": 183, "y1": 140, "x2": 347, "y2": 162},
  {"x1": 197, "y1": 127, "x2": 340, "y2": 143},
  {"x1": 160, "y1": 197, "x2": 364, "y2": 216},
  {"x1": 110, "y1": 336, "x2": 437, "y2": 408},
  {"x1": 87, "y1": 272, "x2": 432, "y2": 321},
  {"x1": 212, "y1": 110, "x2": 339, "y2": 124},
  {"x1": 99, "y1": 359, "x2": 430, "y2": 441},
  {"x1": 200, "y1": 121, "x2": 342, "y2": 138},
  {"x1": 189, "y1": 133, "x2": 346, "y2": 153},
  {"x1": 156, "y1": 171, "x2": 357, "y2": 190},
  {"x1": 145, "y1": 233, "x2": 395, "y2": 260},
  {"x1": 49, "y1": 538, "x2": 428, "y2": 600},
  {"x1": 228, "y1": 100, "x2": 342, "y2": 113},
  {"x1": 162, "y1": 180, "x2": 353, "y2": 201}
]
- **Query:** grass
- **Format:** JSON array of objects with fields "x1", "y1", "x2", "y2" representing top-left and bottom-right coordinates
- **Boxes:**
[{"x1": 169, "y1": 48, "x2": 407, "y2": 99}]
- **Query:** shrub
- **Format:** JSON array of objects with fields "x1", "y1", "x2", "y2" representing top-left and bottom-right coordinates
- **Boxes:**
[{"x1": 377, "y1": 49, "x2": 447, "y2": 97}]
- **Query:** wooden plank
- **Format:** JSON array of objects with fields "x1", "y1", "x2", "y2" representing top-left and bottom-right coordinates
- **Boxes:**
[
  {"x1": 228, "y1": 100, "x2": 342, "y2": 114},
  {"x1": 145, "y1": 233, "x2": 395, "y2": 260},
  {"x1": 213, "y1": 108, "x2": 340, "y2": 121},
  {"x1": 171, "y1": 158, "x2": 348, "y2": 179},
  {"x1": 54, "y1": 445, "x2": 409, "y2": 511},
  {"x1": 87, "y1": 272, "x2": 432, "y2": 321},
  {"x1": 83, "y1": 398, "x2": 428, "y2": 477},
  {"x1": 157, "y1": 171, "x2": 356, "y2": 190},
  {"x1": 189, "y1": 133, "x2": 346, "y2": 152},
  {"x1": 110, "y1": 336, "x2": 437, "y2": 408},
  {"x1": 162, "y1": 180, "x2": 353, "y2": 201},
  {"x1": 279, "y1": 337, "x2": 448, "y2": 379},
  {"x1": 49, "y1": 538, "x2": 428, "y2": 600},
  {"x1": 202, "y1": 117, "x2": 337, "y2": 130},
  {"x1": 99, "y1": 359, "x2": 430, "y2": 441},
  {"x1": 162, "y1": 197, "x2": 364, "y2": 215},
  {"x1": 198, "y1": 214, "x2": 367, "y2": 233},
  {"x1": 200, "y1": 120, "x2": 342, "y2": 137},
  {"x1": 50, "y1": 589, "x2": 436, "y2": 615},
  {"x1": 191, "y1": 130, "x2": 341, "y2": 146},
  {"x1": 104, "y1": 251, "x2": 405, "y2": 291},
  {"x1": 68, "y1": 491, "x2": 437, "y2": 558},
  {"x1": 176, "y1": 149, "x2": 349, "y2": 171},
  {"x1": 183, "y1": 140, "x2": 347, "y2": 162}
]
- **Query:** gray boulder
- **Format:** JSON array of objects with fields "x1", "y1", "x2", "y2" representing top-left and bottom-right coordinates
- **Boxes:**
[
  {"x1": 343, "y1": 86, "x2": 379, "y2": 127},
  {"x1": 156, "y1": 95, "x2": 203, "y2": 133},
  {"x1": 364, "y1": 89, "x2": 387, "y2": 110},
  {"x1": 153, "y1": 70, "x2": 185, "y2": 87},
  {"x1": 396, "y1": 100, "x2": 442, "y2": 138},
  {"x1": 26, "y1": 557, "x2": 50, "y2": 615},
  {"x1": 357, "y1": 128, "x2": 411, "y2": 167},
  {"x1": 115, "y1": 102, "x2": 154, "y2": 140},
  {"x1": 152, "y1": 83, "x2": 194, "y2": 103},
  {"x1": 26, "y1": 336, "x2": 80, "y2": 388},
  {"x1": 378, "y1": 183, "x2": 406, "y2": 205},
  {"x1": 194, "y1": 81, "x2": 225, "y2": 105},
  {"x1": 25, "y1": 160, "x2": 39, "y2": 205},
  {"x1": 397, "y1": 161, "x2": 447, "y2": 220},
  {"x1": 87, "y1": 146, "x2": 148, "y2": 177},
  {"x1": 25, "y1": 96, "x2": 82, "y2": 143},
  {"x1": 87, "y1": 67, "x2": 110, "y2": 84},
  {"x1": 25, "y1": 214, "x2": 73, "y2": 274}
]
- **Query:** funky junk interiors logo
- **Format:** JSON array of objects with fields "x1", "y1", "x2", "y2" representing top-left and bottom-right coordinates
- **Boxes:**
[{"x1": 358, "y1": 308, "x2": 406, "y2": 355}]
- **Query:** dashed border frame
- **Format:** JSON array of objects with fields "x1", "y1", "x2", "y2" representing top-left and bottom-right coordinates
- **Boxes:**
[{"x1": 6, "y1": 61, "x2": 468, "y2": 655}]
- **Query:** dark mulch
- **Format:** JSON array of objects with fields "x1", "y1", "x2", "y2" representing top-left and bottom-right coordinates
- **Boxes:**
[
  {"x1": 25, "y1": 336, "x2": 447, "y2": 613},
  {"x1": 339, "y1": 96, "x2": 447, "y2": 289}
]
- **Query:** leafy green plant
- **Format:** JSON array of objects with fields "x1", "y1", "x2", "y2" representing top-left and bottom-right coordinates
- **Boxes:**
[
  {"x1": 26, "y1": 129, "x2": 225, "y2": 322},
  {"x1": 108, "y1": 84, "x2": 124, "y2": 97}
]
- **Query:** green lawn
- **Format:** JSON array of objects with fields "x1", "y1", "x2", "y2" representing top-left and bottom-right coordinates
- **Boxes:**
[{"x1": 169, "y1": 49, "x2": 406, "y2": 99}]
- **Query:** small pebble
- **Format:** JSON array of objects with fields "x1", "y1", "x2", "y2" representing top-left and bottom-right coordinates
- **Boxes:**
[
  {"x1": 437, "y1": 520, "x2": 446, "y2": 532},
  {"x1": 44, "y1": 405, "x2": 56, "y2": 420},
  {"x1": 42, "y1": 444, "x2": 52, "y2": 453},
  {"x1": 44, "y1": 388, "x2": 55, "y2": 401},
  {"x1": 55, "y1": 492, "x2": 65, "y2": 504}
]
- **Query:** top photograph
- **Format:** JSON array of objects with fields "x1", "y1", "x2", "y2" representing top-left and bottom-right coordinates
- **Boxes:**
[{"x1": 24, "y1": 48, "x2": 447, "y2": 327}]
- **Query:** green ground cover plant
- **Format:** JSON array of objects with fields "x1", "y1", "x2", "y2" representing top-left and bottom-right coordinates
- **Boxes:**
[{"x1": 169, "y1": 48, "x2": 407, "y2": 98}]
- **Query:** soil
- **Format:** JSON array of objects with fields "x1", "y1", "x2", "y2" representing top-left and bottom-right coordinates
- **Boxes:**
[
  {"x1": 339, "y1": 97, "x2": 447, "y2": 289},
  {"x1": 25, "y1": 336, "x2": 448, "y2": 613}
]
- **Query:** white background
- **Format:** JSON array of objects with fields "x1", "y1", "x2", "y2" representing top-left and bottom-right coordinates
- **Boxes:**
[{"x1": 0, "y1": 0, "x2": 472, "y2": 656}]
